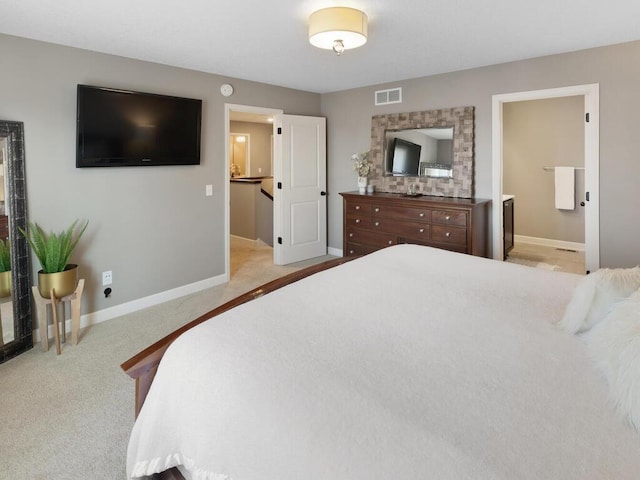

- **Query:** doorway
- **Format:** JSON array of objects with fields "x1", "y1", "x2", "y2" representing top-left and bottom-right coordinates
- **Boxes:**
[
  {"x1": 224, "y1": 104, "x2": 329, "y2": 281},
  {"x1": 492, "y1": 84, "x2": 600, "y2": 273},
  {"x1": 225, "y1": 104, "x2": 282, "y2": 281}
]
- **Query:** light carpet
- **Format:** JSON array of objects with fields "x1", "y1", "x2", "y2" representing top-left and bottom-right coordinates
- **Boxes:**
[
  {"x1": 0, "y1": 239, "x2": 334, "y2": 480},
  {"x1": 506, "y1": 257, "x2": 560, "y2": 271}
]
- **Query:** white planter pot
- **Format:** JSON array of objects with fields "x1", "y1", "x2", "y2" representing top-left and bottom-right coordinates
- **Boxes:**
[{"x1": 357, "y1": 176, "x2": 368, "y2": 194}]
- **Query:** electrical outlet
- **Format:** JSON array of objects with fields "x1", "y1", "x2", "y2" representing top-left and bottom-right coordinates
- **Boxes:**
[
  {"x1": 205, "y1": 184, "x2": 213, "y2": 196},
  {"x1": 102, "y1": 271, "x2": 112, "y2": 286}
]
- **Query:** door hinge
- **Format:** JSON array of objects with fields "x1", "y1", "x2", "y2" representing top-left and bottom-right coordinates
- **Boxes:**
[
  {"x1": 586, "y1": 191, "x2": 590, "y2": 201},
  {"x1": 277, "y1": 127, "x2": 282, "y2": 134},
  {"x1": 277, "y1": 182, "x2": 282, "y2": 189},
  {"x1": 277, "y1": 237, "x2": 283, "y2": 245},
  {"x1": 585, "y1": 112, "x2": 590, "y2": 123}
]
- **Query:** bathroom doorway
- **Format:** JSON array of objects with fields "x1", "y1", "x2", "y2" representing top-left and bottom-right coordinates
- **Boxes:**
[{"x1": 492, "y1": 84, "x2": 600, "y2": 274}]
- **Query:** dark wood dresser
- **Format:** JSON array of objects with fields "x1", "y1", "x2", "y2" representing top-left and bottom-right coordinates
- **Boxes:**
[{"x1": 341, "y1": 191, "x2": 490, "y2": 258}]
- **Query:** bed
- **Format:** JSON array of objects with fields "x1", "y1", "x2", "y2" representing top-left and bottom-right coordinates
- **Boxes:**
[{"x1": 123, "y1": 245, "x2": 640, "y2": 479}]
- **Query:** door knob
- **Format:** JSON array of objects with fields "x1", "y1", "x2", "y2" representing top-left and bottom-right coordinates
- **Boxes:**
[
  {"x1": 580, "y1": 201, "x2": 585, "y2": 206},
  {"x1": 320, "y1": 191, "x2": 327, "y2": 196}
]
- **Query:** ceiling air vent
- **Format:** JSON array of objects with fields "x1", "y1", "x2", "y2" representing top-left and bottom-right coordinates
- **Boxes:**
[{"x1": 374, "y1": 87, "x2": 402, "y2": 106}]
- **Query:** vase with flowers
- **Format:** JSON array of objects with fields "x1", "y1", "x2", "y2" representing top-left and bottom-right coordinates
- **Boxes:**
[{"x1": 351, "y1": 151, "x2": 371, "y2": 193}]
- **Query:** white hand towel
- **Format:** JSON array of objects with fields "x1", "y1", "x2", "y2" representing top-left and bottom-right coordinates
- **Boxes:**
[{"x1": 554, "y1": 167, "x2": 575, "y2": 210}]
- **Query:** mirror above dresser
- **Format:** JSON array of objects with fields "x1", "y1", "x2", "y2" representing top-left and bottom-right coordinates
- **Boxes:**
[{"x1": 369, "y1": 107, "x2": 474, "y2": 198}]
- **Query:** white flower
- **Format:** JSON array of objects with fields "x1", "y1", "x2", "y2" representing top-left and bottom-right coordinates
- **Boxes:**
[{"x1": 351, "y1": 151, "x2": 371, "y2": 177}]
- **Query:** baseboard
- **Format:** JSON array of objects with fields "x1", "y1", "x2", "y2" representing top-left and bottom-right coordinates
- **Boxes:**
[
  {"x1": 328, "y1": 246, "x2": 343, "y2": 257},
  {"x1": 514, "y1": 235, "x2": 585, "y2": 252},
  {"x1": 230, "y1": 234, "x2": 259, "y2": 245},
  {"x1": 33, "y1": 273, "x2": 228, "y2": 343},
  {"x1": 232, "y1": 235, "x2": 272, "y2": 248}
]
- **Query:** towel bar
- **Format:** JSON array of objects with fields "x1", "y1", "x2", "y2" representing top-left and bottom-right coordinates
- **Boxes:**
[{"x1": 542, "y1": 166, "x2": 584, "y2": 171}]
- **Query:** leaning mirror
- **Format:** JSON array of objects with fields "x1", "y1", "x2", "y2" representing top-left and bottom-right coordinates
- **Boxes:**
[
  {"x1": 383, "y1": 127, "x2": 454, "y2": 178},
  {"x1": 0, "y1": 121, "x2": 32, "y2": 363}
]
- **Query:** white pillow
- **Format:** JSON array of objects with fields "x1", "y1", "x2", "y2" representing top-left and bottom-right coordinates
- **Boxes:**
[
  {"x1": 560, "y1": 266, "x2": 640, "y2": 334},
  {"x1": 587, "y1": 288, "x2": 640, "y2": 431}
]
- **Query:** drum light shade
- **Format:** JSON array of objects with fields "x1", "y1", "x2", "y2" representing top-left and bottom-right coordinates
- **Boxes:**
[{"x1": 308, "y1": 7, "x2": 368, "y2": 55}]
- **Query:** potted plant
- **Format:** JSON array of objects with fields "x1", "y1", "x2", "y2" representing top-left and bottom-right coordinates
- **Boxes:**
[
  {"x1": 19, "y1": 219, "x2": 88, "y2": 299},
  {"x1": 0, "y1": 239, "x2": 11, "y2": 298}
]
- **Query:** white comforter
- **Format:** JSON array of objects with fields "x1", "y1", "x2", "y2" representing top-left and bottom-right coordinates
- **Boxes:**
[{"x1": 127, "y1": 245, "x2": 640, "y2": 479}]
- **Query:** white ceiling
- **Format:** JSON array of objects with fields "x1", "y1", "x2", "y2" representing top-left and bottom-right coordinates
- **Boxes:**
[{"x1": 2, "y1": 0, "x2": 640, "y2": 94}]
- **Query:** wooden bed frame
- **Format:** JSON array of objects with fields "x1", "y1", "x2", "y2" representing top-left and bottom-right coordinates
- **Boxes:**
[{"x1": 121, "y1": 256, "x2": 355, "y2": 418}]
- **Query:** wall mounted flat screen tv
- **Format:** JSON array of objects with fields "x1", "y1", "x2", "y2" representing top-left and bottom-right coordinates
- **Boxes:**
[
  {"x1": 76, "y1": 84, "x2": 202, "y2": 167},
  {"x1": 389, "y1": 138, "x2": 421, "y2": 176}
]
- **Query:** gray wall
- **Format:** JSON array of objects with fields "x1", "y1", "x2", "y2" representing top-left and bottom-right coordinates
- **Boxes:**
[
  {"x1": 230, "y1": 121, "x2": 273, "y2": 177},
  {"x1": 321, "y1": 40, "x2": 640, "y2": 268},
  {"x1": 230, "y1": 182, "x2": 257, "y2": 240},
  {"x1": 503, "y1": 97, "x2": 585, "y2": 243},
  {"x1": 0, "y1": 33, "x2": 320, "y2": 315},
  {"x1": 4, "y1": 31, "x2": 640, "y2": 319},
  {"x1": 230, "y1": 180, "x2": 273, "y2": 244},
  {"x1": 256, "y1": 190, "x2": 274, "y2": 246}
]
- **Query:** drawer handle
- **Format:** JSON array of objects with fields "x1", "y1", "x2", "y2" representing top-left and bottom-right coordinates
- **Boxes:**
[
  {"x1": 445, "y1": 232, "x2": 451, "y2": 237},
  {"x1": 349, "y1": 250, "x2": 354, "y2": 255},
  {"x1": 355, "y1": 219, "x2": 360, "y2": 223},
  {"x1": 375, "y1": 207, "x2": 380, "y2": 212},
  {"x1": 355, "y1": 205, "x2": 360, "y2": 210},
  {"x1": 445, "y1": 215, "x2": 451, "y2": 221},
  {"x1": 349, "y1": 233, "x2": 353, "y2": 237},
  {"x1": 374, "y1": 221, "x2": 379, "y2": 227},
  {"x1": 419, "y1": 228, "x2": 424, "y2": 233},
  {"x1": 419, "y1": 213, "x2": 425, "y2": 217},
  {"x1": 388, "y1": 240, "x2": 393, "y2": 245}
]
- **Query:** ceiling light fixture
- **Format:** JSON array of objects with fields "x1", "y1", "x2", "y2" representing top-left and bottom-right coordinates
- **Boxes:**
[{"x1": 308, "y1": 7, "x2": 368, "y2": 56}]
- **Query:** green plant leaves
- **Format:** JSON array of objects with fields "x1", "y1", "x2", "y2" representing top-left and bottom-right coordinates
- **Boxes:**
[
  {"x1": 18, "y1": 219, "x2": 88, "y2": 273},
  {"x1": 0, "y1": 239, "x2": 10, "y2": 272}
]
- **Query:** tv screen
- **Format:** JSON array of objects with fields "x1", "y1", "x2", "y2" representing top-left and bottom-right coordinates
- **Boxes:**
[
  {"x1": 389, "y1": 138, "x2": 421, "y2": 176},
  {"x1": 76, "y1": 85, "x2": 202, "y2": 167}
]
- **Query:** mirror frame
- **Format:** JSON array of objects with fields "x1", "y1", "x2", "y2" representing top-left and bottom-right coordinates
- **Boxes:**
[
  {"x1": 369, "y1": 107, "x2": 475, "y2": 198},
  {"x1": 0, "y1": 120, "x2": 32, "y2": 363}
]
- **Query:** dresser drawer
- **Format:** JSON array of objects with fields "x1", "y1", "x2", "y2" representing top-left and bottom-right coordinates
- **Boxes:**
[
  {"x1": 346, "y1": 213, "x2": 371, "y2": 229},
  {"x1": 346, "y1": 202, "x2": 372, "y2": 215},
  {"x1": 371, "y1": 204, "x2": 430, "y2": 222},
  {"x1": 345, "y1": 242, "x2": 379, "y2": 256},
  {"x1": 432, "y1": 210, "x2": 467, "y2": 227},
  {"x1": 372, "y1": 219, "x2": 430, "y2": 239},
  {"x1": 431, "y1": 225, "x2": 467, "y2": 245},
  {"x1": 346, "y1": 227, "x2": 397, "y2": 248}
]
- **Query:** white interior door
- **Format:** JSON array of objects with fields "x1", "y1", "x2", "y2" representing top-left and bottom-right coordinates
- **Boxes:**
[{"x1": 274, "y1": 114, "x2": 327, "y2": 265}]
